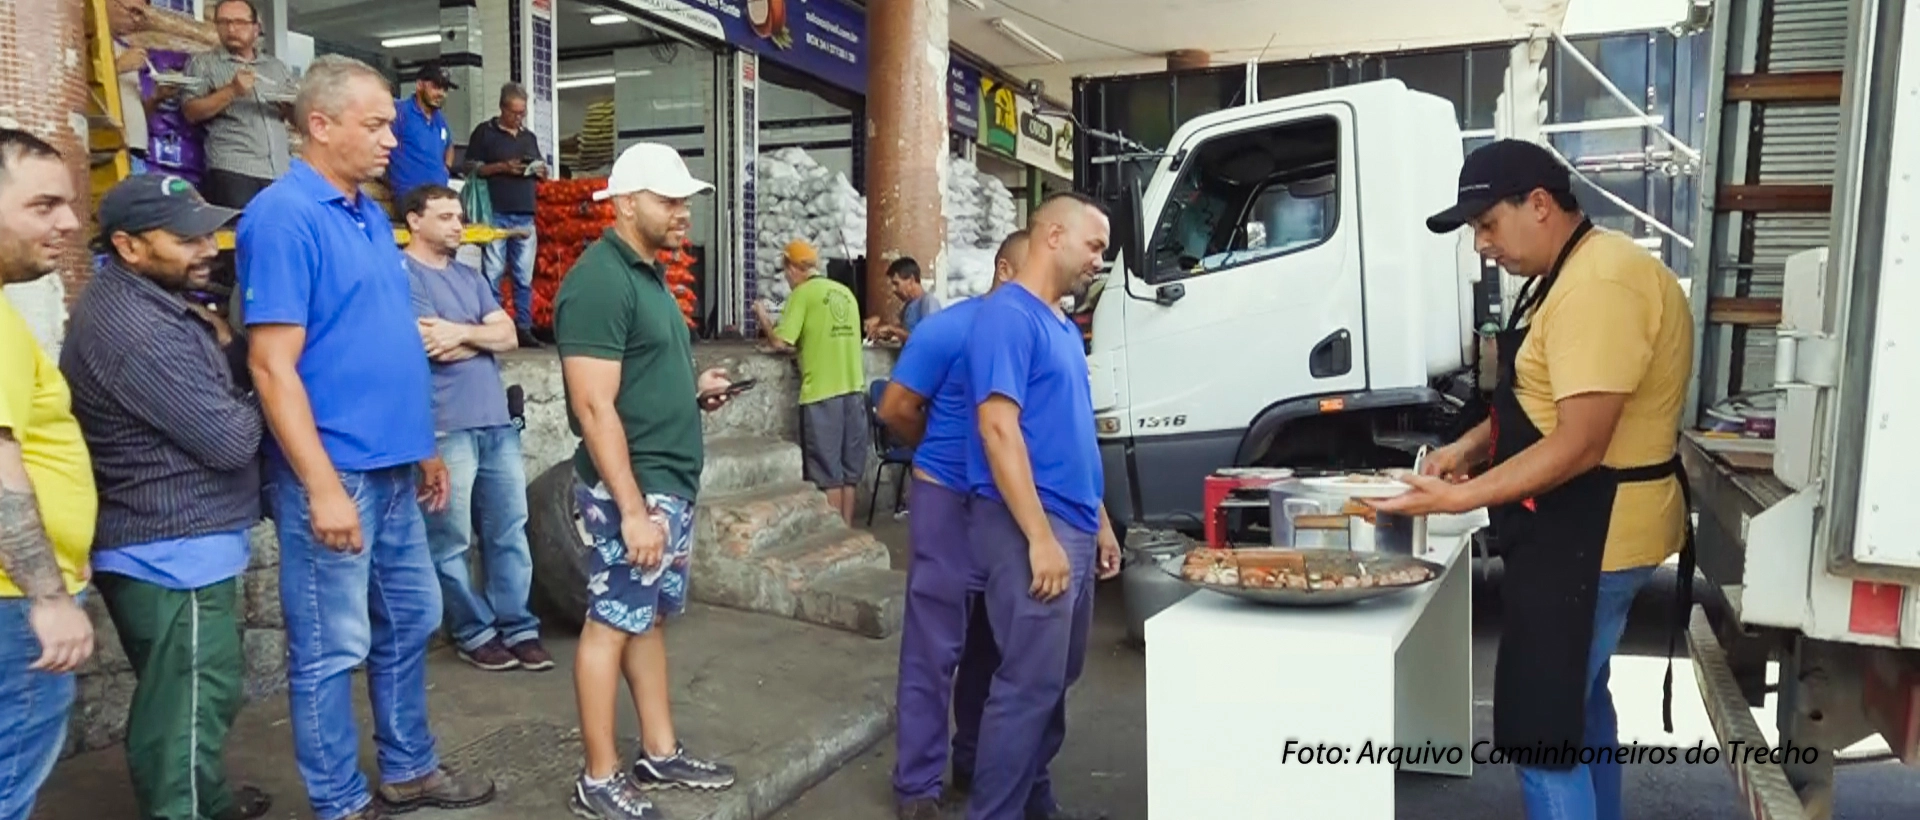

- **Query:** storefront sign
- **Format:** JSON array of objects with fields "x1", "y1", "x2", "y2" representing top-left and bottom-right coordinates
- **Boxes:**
[
  {"x1": 979, "y1": 77, "x2": 1019, "y2": 158},
  {"x1": 1016, "y1": 108, "x2": 1074, "y2": 180},
  {"x1": 617, "y1": 0, "x2": 867, "y2": 95},
  {"x1": 948, "y1": 58, "x2": 981, "y2": 140}
]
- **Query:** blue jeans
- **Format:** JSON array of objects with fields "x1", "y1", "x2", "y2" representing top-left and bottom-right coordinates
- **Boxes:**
[
  {"x1": 0, "y1": 597, "x2": 75, "y2": 820},
  {"x1": 482, "y1": 213, "x2": 536, "y2": 330},
  {"x1": 1518, "y1": 565, "x2": 1660, "y2": 820},
  {"x1": 425, "y1": 426, "x2": 539, "y2": 652},
  {"x1": 271, "y1": 463, "x2": 443, "y2": 820}
]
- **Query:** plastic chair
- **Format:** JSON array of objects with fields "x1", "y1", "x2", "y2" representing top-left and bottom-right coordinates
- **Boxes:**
[{"x1": 865, "y1": 378, "x2": 915, "y2": 526}]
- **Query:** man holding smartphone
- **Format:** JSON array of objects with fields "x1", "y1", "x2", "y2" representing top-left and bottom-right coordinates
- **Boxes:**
[{"x1": 465, "y1": 83, "x2": 544, "y2": 348}]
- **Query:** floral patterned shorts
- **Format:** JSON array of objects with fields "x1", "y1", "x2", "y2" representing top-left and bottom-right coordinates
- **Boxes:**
[{"x1": 572, "y1": 479, "x2": 695, "y2": 636}]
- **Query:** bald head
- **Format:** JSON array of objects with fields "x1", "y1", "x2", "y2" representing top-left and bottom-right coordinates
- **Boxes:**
[
  {"x1": 1022, "y1": 193, "x2": 1111, "y2": 300},
  {"x1": 993, "y1": 229, "x2": 1029, "y2": 288}
]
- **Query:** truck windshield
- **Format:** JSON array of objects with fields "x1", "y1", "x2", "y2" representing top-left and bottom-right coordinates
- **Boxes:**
[{"x1": 1143, "y1": 116, "x2": 1340, "y2": 284}]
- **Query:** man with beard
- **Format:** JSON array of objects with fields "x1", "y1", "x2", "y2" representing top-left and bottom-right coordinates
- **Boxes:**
[
  {"x1": 240, "y1": 55, "x2": 493, "y2": 820},
  {"x1": 966, "y1": 195, "x2": 1120, "y2": 820},
  {"x1": 386, "y1": 63, "x2": 458, "y2": 202},
  {"x1": 0, "y1": 128, "x2": 94, "y2": 820},
  {"x1": 878, "y1": 230, "x2": 1026, "y2": 820},
  {"x1": 553, "y1": 143, "x2": 737, "y2": 820},
  {"x1": 60, "y1": 174, "x2": 273, "y2": 820}
]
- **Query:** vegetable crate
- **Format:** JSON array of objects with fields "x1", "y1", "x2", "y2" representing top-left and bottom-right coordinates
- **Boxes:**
[{"x1": 514, "y1": 178, "x2": 700, "y2": 333}]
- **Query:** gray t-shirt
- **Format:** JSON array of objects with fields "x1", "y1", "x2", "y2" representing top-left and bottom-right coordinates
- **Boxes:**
[{"x1": 405, "y1": 256, "x2": 511, "y2": 433}]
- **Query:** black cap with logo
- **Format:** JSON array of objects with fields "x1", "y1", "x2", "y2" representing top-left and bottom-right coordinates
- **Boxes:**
[
  {"x1": 1425, "y1": 139, "x2": 1573, "y2": 234},
  {"x1": 415, "y1": 61, "x2": 460, "y2": 90},
  {"x1": 95, "y1": 174, "x2": 239, "y2": 248}
]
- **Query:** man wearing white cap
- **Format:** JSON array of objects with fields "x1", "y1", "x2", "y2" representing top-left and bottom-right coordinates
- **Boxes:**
[{"x1": 552, "y1": 143, "x2": 738, "y2": 820}]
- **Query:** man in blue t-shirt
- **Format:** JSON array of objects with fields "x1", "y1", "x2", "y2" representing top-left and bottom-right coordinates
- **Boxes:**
[
  {"x1": 964, "y1": 194, "x2": 1119, "y2": 820},
  {"x1": 385, "y1": 62, "x2": 456, "y2": 201},
  {"x1": 240, "y1": 56, "x2": 493, "y2": 820},
  {"x1": 878, "y1": 230, "x2": 1027, "y2": 818}
]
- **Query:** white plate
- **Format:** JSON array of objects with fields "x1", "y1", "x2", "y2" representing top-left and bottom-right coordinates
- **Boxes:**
[{"x1": 1300, "y1": 474, "x2": 1410, "y2": 498}]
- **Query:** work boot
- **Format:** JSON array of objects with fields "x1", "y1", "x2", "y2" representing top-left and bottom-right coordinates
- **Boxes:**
[
  {"x1": 631, "y1": 743, "x2": 736, "y2": 791},
  {"x1": 897, "y1": 797, "x2": 943, "y2": 820},
  {"x1": 338, "y1": 802, "x2": 386, "y2": 820},
  {"x1": 457, "y1": 638, "x2": 520, "y2": 672},
  {"x1": 214, "y1": 785, "x2": 273, "y2": 820},
  {"x1": 570, "y1": 772, "x2": 662, "y2": 820},
  {"x1": 376, "y1": 765, "x2": 497, "y2": 813}
]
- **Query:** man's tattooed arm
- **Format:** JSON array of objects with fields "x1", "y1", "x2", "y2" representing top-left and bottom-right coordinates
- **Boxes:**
[{"x1": 0, "y1": 429, "x2": 65, "y2": 602}]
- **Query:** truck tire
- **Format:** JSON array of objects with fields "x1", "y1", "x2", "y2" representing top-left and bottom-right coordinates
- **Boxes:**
[{"x1": 527, "y1": 461, "x2": 590, "y2": 630}]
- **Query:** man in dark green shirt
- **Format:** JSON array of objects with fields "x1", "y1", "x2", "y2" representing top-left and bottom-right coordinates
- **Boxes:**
[{"x1": 552, "y1": 143, "x2": 736, "y2": 820}]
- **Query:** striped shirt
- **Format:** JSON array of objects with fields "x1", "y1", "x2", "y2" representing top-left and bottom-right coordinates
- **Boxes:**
[
  {"x1": 184, "y1": 47, "x2": 294, "y2": 181},
  {"x1": 59, "y1": 262, "x2": 264, "y2": 550}
]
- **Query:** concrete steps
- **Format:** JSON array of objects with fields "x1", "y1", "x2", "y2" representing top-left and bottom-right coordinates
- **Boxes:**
[{"x1": 687, "y1": 436, "x2": 907, "y2": 639}]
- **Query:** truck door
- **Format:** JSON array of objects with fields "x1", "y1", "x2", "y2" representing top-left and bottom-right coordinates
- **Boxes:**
[{"x1": 1120, "y1": 104, "x2": 1367, "y2": 516}]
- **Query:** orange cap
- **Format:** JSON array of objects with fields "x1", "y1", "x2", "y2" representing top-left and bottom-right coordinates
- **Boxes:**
[{"x1": 784, "y1": 239, "x2": 819, "y2": 268}]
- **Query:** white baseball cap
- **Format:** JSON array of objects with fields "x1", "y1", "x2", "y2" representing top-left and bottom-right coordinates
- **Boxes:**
[{"x1": 593, "y1": 143, "x2": 714, "y2": 201}]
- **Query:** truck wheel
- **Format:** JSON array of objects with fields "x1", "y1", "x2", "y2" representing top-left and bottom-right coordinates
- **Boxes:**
[{"x1": 527, "y1": 461, "x2": 590, "y2": 630}]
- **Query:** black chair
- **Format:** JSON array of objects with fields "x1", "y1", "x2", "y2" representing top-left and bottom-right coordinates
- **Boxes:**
[{"x1": 865, "y1": 378, "x2": 915, "y2": 526}]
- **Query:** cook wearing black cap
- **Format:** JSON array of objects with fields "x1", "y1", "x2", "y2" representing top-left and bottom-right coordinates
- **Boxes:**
[
  {"x1": 58, "y1": 172, "x2": 274, "y2": 820},
  {"x1": 1372, "y1": 139, "x2": 1698, "y2": 819},
  {"x1": 389, "y1": 61, "x2": 460, "y2": 201}
]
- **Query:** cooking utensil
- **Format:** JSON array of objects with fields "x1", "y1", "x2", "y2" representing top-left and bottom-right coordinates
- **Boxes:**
[{"x1": 1157, "y1": 546, "x2": 1443, "y2": 607}]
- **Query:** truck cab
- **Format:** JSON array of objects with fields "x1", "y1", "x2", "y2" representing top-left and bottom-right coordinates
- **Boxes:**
[{"x1": 1090, "y1": 79, "x2": 1483, "y2": 532}]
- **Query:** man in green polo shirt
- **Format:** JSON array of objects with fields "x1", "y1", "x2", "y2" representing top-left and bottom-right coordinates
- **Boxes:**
[
  {"x1": 752, "y1": 239, "x2": 867, "y2": 526},
  {"x1": 552, "y1": 143, "x2": 738, "y2": 820}
]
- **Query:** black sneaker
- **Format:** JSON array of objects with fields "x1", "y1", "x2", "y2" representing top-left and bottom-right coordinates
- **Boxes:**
[
  {"x1": 517, "y1": 329, "x2": 543, "y2": 349},
  {"x1": 456, "y1": 639, "x2": 520, "y2": 672},
  {"x1": 570, "y1": 772, "x2": 662, "y2": 820},
  {"x1": 631, "y1": 744, "x2": 735, "y2": 791}
]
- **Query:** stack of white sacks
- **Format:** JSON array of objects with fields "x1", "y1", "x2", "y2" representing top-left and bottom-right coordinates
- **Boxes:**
[{"x1": 752, "y1": 149, "x2": 1020, "y2": 313}]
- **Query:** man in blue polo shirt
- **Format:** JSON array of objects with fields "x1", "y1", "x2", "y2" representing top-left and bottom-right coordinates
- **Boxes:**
[
  {"x1": 879, "y1": 230, "x2": 1026, "y2": 820},
  {"x1": 385, "y1": 62, "x2": 456, "y2": 201},
  {"x1": 239, "y1": 55, "x2": 494, "y2": 820},
  {"x1": 965, "y1": 195, "x2": 1119, "y2": 820}
]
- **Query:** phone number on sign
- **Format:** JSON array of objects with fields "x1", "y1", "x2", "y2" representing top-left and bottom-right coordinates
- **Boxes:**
[{"x1": 1280, "y1": 739, "x2": 1823, "y2": 767}]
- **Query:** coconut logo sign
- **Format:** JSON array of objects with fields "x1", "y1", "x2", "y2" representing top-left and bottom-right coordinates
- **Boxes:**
[{"x1": 636, "y1": 0, "x2": 868, "y2": 94}]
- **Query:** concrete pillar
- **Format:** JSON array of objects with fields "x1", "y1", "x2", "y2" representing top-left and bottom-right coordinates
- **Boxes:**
[
  {"x1": 863, "y1": 0, "x2": 948, "y2": 321},
  {"x1": 1167, "y1": 49, "x2": 1211, "y2": 72},
  {"x1": 440, "y1": 0, "x2": 486, "y2": 142},
  {"x1": 0, "y1": 0, "x2": 90, "y2": 350}
]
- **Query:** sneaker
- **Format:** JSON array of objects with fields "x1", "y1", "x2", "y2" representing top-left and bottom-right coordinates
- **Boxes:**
[
  {"x1": 570, "y1": 772, "x2": 662, "y2": 820},
  {"x1": 338, "y1": 803, "x2": 386, "y2": 820},
  {"x1": 376, "y1": 765, "x2": 497, "y2": 814},
  {"x1": 897, "y1": 797, "x2": 943, "y2": 820},
  {"x1": 517, "y1": 329, "x2": 544, "y2": 349},
  {"x1": 631, "y1": 743, "x2": 736, "y2": 791},
  {"x1": 509, "y1": 639, "x2": 555, "y2": 671},
  {"x1": 457, "y1": 639, "x2": 520, "y2": 671},
  {"x1": 214, "y1": 785, "x2": 273, "y2": 820}
]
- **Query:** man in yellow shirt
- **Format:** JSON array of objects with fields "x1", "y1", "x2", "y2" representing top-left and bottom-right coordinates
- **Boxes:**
[
  {"x1": 0, "y1": 128, "x2": 96, "y2": 820},
  {"x1": 1374, "y1": 139, "x2": 1694, "y2": 820}
]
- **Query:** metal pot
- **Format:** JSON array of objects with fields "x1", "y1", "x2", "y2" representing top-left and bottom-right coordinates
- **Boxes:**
[
  {"x1": 1120, "y1": 528, "x2": 1197, "y2": 647},
  {"x1": 1267, "y1": 475, "x2": 1426, "y2": 557}
]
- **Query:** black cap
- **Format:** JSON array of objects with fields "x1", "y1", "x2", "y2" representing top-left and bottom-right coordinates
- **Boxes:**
[
  {"x1": 96, "y1": 174, "x2": 238, "y2": 247},
  {"x1": 415, "y1": 61, "x2": 459, "y2": 90},
  {"x1": 1425, "y1": 139, "x2": 1572, "y2": 234}
]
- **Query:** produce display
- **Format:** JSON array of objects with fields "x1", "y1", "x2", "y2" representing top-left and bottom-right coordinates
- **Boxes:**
[
  {"x1": 522, "y1": 177, "x2": 699, "y2": 332},
  {"x1": 754, "y1": 147, "x2": 865, "y2": 312}
]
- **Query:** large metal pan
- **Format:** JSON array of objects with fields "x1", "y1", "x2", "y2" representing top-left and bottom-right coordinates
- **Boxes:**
[{"x1": 1155, "y1": 546, "x2": 1445, "y2": 607}]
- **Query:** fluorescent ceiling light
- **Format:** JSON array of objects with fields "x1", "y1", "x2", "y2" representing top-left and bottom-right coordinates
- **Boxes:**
[
  {"x1": 381, "y1": 33, "x2": 442, "y2": 48},
  {"x1": 590, "y1": 13, "x2": 627, "y2": 25},
  {"x1": 953, "y1": 0, "x2": 987, "y2": 10},
  {"x1": 986, "y1": 18, "x2": 1062, "y2": 63},
  {"x1": 557, "y1": 75, "x2": 618, "y2": 90}
]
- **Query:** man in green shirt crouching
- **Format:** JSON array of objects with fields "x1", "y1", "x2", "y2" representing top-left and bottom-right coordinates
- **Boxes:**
[{"x1": 754, "y1": 239, "x2": 868, "y2": 526}]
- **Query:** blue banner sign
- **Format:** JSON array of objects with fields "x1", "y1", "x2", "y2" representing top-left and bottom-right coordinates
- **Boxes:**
[
  {"x1": 948, "y1": 58, "x2": 982, "y2": 139},
  {"x1": 618, "y1": 0, "x2": 868, "y2": 95}
]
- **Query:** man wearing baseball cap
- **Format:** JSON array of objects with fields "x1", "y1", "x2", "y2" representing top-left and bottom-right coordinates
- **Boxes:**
[
  {"x1": 1372, "y1": 138, "x2": 1696, "y2": 819},
  {"x1": 554, "y1": 143, "x2": 738, "y2": 820},
  {"x1": 60, "y1": 173, "x2": 274, "y2": 820},
  {"x1": 387, "y1": 61, "x2": 459, "y2": 202},
  {"x1": 752, "y1": 239, "x2": 868, "y2": 526}
]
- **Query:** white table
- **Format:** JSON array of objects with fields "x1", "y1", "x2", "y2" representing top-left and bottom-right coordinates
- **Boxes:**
[{"x1": 1145, "y1": 527, "x2": 1479, "y2": 820}]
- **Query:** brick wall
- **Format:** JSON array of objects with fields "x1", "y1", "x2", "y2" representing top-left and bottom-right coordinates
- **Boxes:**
[{"x1": 0, "y1": 0, "x2": 93, "y2": 308}]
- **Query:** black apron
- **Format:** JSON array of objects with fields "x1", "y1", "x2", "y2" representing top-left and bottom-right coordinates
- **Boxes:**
[{"x1": 1487, "y1": 220, "x2": 1697, "y2": 764}]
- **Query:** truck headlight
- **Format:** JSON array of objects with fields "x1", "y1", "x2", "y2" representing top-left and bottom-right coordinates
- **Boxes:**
[{"x1": 1096, "y1": 416, "x2": 1122, "y2": 435}]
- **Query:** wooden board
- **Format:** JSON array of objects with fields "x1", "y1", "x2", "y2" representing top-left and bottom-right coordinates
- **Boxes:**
[
  {"x1": 1708, "y1": 296, "x2": 1783, "y2": 326},
  {"x1": 1725, "y1": 71, "x2": 1845, "y2": 102},
  {"x1": 1717, "y1": 184, "x2": 1834, "y2": 213}
]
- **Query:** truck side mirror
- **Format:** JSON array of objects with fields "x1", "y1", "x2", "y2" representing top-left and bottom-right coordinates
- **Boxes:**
[
  {"x1": 1115, "y1": 167, "x2": 1147, "y2": 279},
  {"x1": 1155, "y1": 283, "x2": 1186, "y2": 306}
]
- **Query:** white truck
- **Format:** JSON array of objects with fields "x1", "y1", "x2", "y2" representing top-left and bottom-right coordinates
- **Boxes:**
[{"x1": 1088, "y1": 79, "x2": 1484, "y2": 532}]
